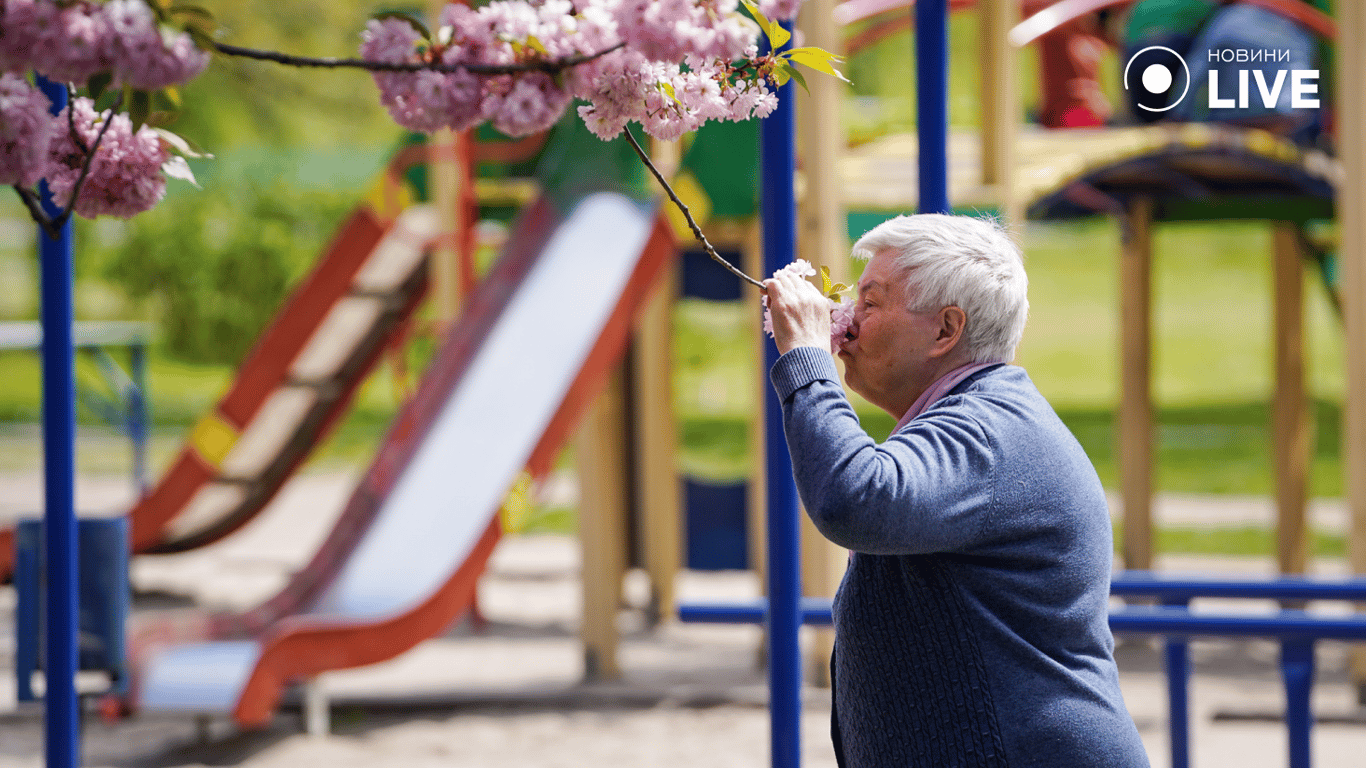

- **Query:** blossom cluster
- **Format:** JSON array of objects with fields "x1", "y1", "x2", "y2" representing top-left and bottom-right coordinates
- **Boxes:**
[
  {"x1": 0, "y1": 0, "x2": 210, "y2": 90},
  {"x1": 46, "y1": 97, "x2": 172, "y2": 219},
  {"x1": 2, "y1": 76, "x2": 187, "y2": 218},
  {"x1": 761, "y1": 259, "x2": 856, "y2": 355},
  {"x1": 360, "y1": 0, "x2": 802, "y2": 140},
  {"x1": 0, "y1": 73, "x2": 55, "y2": 187}
]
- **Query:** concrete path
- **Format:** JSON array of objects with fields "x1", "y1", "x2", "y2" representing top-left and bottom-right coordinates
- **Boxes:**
[{"x1": 1, "y1": 467, "x2": 1364, "y2": 767}]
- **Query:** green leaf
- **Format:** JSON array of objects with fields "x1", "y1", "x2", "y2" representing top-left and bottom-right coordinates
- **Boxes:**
[
  {"x1": 526, "y1": 35, "x2": 548, "y2": 57},
  {"x1": 158, "y1": 86, "x2": 182, "y2": 110},
  {"x1": 783, "y1": 46, "x2": 851, "y2": 83},
  {"x1": 372, "y1": 11, "x2": 431, "y2": 41},
  {"x1": 831, "y1": 282, "x2": 850, "y2": 294},
  {"x1": 128, "y1": 88, "x2": 152, "y2": 132},
  {"x1": 160, "y1": 155, "x2": 200, "y2": 188},
  {"x1": 144, "y1": 111, "x2": 178, "y2": 128},
  {"x1": 820, "y1": 265, "x2": 833, "y2": 294},
  {"x1": 771, "y1": 66, "x2": 790, "y2": 87},
  {"x1": 168, "y1": 5, "x2": 216, "y2": 29},
  {"x1": 659, "y1": 81, "x2": 680, "y2": 105},
  {"x1": 785, "y1": 62, "x2": 809, "y2": 93},
  {"x1": 185, "y1": 25, "x2": 217, "y2": 53},
  {"x1": 86, "y1": 72, "x2": 112, "y2": 102},
  {"x1": 739, "y1": 0, "x2": 789, "y2": 49},
  {"x1": 768, "y1": 21, "x2": 791, "y2": 48},
  {"x1": 152, "y1": 127, "x2": 213, "y2": 158}
]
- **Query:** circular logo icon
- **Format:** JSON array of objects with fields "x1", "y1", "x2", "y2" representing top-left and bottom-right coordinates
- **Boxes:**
[{"x1": 1124, "y1": 46, "x2": 1190, "y2": 113}]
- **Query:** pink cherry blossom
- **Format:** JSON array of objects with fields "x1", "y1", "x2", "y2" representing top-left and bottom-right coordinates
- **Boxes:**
[
  {"x1": 361, "y1": 0, "x2": 808, "y2": 142},
  {"x1": 45, "y1": 97, "x2": 171, "y2": 219},
  {"x1": 489, "y1": 72, "x2": 570, "y2": 137},
  {"x1": 0, "y1": 0, "x2": 51, "y2": 74},
  {"x1": 761, "y1": 258, "x2": 817, "y2": 338},
  {"x1": 29, "y1": 1, "x2": 113, "y2": 85},
  {"x1": 830, "y1": 295, "x2": 855, "y2": 354},
  {"x1": 104, "y1": 0, "x2": 209, "y2": 90},
  {"x1": 0, "y1": 73, "x2": 55, "y2": 187}
]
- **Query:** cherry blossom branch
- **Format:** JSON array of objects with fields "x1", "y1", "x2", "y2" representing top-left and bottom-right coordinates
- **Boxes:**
[
  {"x1": 65, "y1": 84, "x2": 89, "y2": 156},
  {"x1": 211, "y1": 40, "x2": 625, "y2": 76},
  {"x1": 51, "y1": 91, "x2": 125, "y2": 232},
  {"x1": 621, "y1": 128, "x2": 764, "y2": 290},
  {"x1": 13, "y1": 92, "x2": 126, "y2": 241},
  {"x1": 12, "y1": 185, "x2": 60, "y2": 241}
]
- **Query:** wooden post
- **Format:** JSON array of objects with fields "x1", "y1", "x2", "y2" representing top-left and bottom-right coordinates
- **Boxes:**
[
  {"x1": 1272, "y1": 223, "x2": 1310, "y2": 575},
  {"x1": 744, "y1": 225, "x2": 769, "y2": 583},
  {"x1": 632, "y1": 263, "x2": 682, "y2": 623},
  {"x1": 796, "y1": 0, "x2": 847, "y2": 688},
  {"x1": 979, "y1": 0, "x2": 1020, "y2": 225},
  {"x1": 1118, "y1": 197, "x2": 1155, "y2": 571},
  {"x1": 1336, "y1": 0, "x2": 1366, "y2": 698},
  {"x1": 577, "y1": 367, "x2": 630, "y2": 681}
]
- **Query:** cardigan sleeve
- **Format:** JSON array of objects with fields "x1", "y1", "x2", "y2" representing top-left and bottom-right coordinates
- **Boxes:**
[{"x1": 770, "y1": 346, "x2": 998, "y2": 556}]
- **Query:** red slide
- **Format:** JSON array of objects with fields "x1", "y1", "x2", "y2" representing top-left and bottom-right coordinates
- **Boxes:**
[{"x1": 124, "y1": 192, "x2": 675, "y2": 727}]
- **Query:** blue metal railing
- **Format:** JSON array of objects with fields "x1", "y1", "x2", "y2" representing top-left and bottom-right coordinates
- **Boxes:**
[
  {"x1": 759, "y1": 19, "x2": 802, "y2": 768},
  {"x1": 679, "y1": 573, "x2": 1366, "y2": 768}
]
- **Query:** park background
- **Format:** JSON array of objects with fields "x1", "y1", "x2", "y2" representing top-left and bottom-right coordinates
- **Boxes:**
[{"x1": 0, "y1": 1, "x2": 1349, "y2": 558}]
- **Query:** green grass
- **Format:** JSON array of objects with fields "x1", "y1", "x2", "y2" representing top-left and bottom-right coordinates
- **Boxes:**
[{"x1": 1130, "y1": 524, "x2": 1346, "y2": 559}]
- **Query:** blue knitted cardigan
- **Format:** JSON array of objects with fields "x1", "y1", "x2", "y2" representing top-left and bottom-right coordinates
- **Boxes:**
[{"x1": 771, "y1": 347, "x2": 1149, "y2": 768}]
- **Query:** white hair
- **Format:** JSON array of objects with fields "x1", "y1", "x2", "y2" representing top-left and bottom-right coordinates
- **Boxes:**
[{"x1": 851, "y1": 213, "x2": 1028, "y2": 363}]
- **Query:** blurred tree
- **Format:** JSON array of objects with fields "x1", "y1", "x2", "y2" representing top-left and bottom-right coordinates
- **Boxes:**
[{"x1": 171, "y1": 1, "x2": 411, "y2": 150}]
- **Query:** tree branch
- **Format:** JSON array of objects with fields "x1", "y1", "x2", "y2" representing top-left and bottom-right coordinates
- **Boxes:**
[
  {"x1": 66, "y1": 84, "x2": 88, "y2": 155},
  {"x1": 211, "y1": 40, "x2": 625, "y2": 76},
  {"x1": 621, "y1": 128, "x2": 764, "y2": 290},
  {"x1": 13, "y1": 185, "x2": 60, "y2": 241}
]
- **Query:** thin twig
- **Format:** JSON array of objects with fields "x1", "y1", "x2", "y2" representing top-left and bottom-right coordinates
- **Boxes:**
[
  {"x1": 66, "y1": 84, "x2": 88, "y2": 155},
  {"x1": 621, "y1": 128, "x2": 764, "y2": 290},
  {"x1": 52, "y1": 91, "x2": 125, "y2": 230},
  {"x1": 13, "y1": 185, "x2": 59, "y2": 241},
  {"x1": 212, "y1": 41, "x2": 624, "y2": 76}
]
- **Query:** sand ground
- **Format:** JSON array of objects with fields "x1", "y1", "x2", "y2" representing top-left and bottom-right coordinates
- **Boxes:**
[{"x1": 2, "y1": 464, "x2": 1365, "y2": 767}]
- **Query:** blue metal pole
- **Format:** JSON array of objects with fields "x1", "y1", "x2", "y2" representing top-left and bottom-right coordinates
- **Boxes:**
[
  {"x1": 1160, "y1": 597, "x2": 1191, "y2": 768},
  {"x1": 130, "y1": 341, "x2": 148, "y2": 494},
  {"x1": 1281, "y1": 640, "x2": 1315, "y2": 768},
  {"x1": 915, "y1": 0, "x2": 950, "y2": 214},
  {"x1": 760, "y1": 20, "x2": 802, "y2": 768},
  {"x1": 35, "y1": 74, "x2": 81, "y2": 768}
]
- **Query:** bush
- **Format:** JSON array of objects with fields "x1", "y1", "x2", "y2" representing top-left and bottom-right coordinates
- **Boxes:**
[{"x1": 99, "y1": 181, "x2": 354, "y2": 366}]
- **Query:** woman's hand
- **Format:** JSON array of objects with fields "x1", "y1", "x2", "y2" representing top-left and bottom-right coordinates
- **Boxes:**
[{"x1": 764, "y1": 268, "x2": 833, "y2": 355}]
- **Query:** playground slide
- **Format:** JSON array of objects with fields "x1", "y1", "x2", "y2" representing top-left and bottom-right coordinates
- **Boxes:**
[
  {"x1": 0, "y1": 145, "x2": 437, "y2": 578},
  {"x1": 127, "y1": 192, "x2": 674, "y2": 726}
]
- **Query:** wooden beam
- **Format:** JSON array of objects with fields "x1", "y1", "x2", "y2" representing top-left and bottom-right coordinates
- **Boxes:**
[
  {"x1": 577, "y1": 367, "x2": 630, "y2": 681},
  {"x1": 1119, "y1": 197, "x2": 1155, "y2": 571},
  {"x1": 1272, "y1": 223, "x2": 1310, "y2": 575},
  {"x1": 632, "y1": 264, "x2": 682, "y2": 623},
  {"x1": 744, "y1": 225, "x2": 769, "y2": 583},
  {"x1": 797, "y1": 0, "x2": 847, "y2": 688},
  {"x1": 979, "y1": 0, "x2": 1020, "y2": 225},
  {"x1": 1336, "y1": 0, "x2": 1366, "y2": 695}
]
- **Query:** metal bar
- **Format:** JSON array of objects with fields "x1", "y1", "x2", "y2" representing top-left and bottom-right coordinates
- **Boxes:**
[
  {"x1": 1112, "y1": 572, "x2": 1366, "y2": 601},
  {"x1": 35, "y1": 74, "x2": 80, "y2": 768},
  {"x1": 1281, "y1": 641, "x2": 1315, "y2": 768},
  {"x1": 760, "y1": 19, "x2": 802, "y2": 768},
  {"x1": 679, "y1": 598, "x2": 834, "y2": 625},
  {"x1": 915, "y1": 0, "x2": 950, "y2": 214},
  {"x1": 130, "y1": 341, "x2": 148, "y2": 494},
  {"x1": 1161, "y1": 597, "x2": 1192, "y2": 768},
  {"x1": 682, "y1": 599, "x2": 1366, "y2": 640}
]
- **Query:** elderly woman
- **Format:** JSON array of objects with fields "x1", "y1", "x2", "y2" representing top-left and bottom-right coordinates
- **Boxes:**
[{"x1": 763, "y1": 214, "x2": 1149, "y2": 767}]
